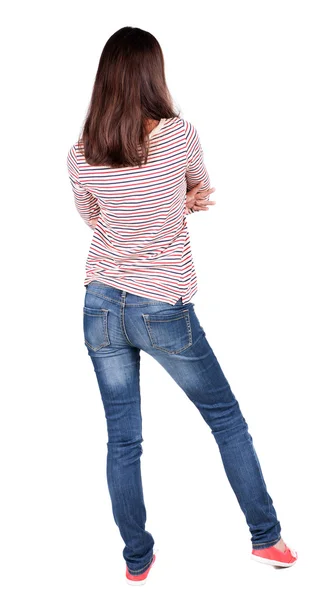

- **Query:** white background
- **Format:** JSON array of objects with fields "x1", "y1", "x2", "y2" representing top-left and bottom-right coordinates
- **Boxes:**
[{"x1": 2, "y1": 1, "x2": 332, "y2": 598}]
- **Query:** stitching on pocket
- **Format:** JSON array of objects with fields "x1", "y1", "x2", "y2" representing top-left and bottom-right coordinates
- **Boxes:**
[{"x1": 142, "y1": 310, "x2": 189, "y2": 323}]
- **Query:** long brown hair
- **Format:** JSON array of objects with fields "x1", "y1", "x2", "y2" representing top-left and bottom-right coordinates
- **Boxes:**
[{"x1": 78, "y1": 27, "x2": 180, "y2": 168}]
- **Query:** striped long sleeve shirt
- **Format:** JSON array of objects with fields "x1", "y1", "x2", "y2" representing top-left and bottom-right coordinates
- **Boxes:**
[{"x1": 66, "y1": 116, "x2": 211, "y2": 305}]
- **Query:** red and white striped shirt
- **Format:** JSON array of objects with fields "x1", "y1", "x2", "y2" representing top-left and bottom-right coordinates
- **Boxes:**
[{"x1": 67, "y1": 116, "x2": 211, "y2": 304}]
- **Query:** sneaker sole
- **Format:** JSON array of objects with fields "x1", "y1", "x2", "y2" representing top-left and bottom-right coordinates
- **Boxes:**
[
  {"x1": 126, "y1": 578, "x2": 149, "y2": 586},
  {"x1": 251, "y1": 554, "x2": 297, "y2": 568}
]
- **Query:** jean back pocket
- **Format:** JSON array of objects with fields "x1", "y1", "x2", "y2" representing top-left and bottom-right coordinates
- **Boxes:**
[
  {"x1": 83, "y1": 306, "x2": 111, "y2": 351},
  {"x1": 142, "y1": 308, "x2": 192, "y2": 354}
]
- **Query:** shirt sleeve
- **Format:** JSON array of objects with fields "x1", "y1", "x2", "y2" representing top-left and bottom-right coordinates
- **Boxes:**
[
  {"x1": 66, "y1": 144, "x2": 100, "y2": 230},
  {"x1": 183, "y1": 120, "x2": 211, "y2": 214}
]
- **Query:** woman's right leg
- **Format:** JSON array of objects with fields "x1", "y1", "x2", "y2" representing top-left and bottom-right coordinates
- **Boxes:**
[{"x1": 131, "y1": 300, "x2": 282, "y2": 550}]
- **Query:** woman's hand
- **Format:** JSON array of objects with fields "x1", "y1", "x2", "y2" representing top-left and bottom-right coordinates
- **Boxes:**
[
  {"x1": 185, "y1": 181, "x2": 216, "y2": 213},
  {"x1": 89, "y1": 217, "x2": 99, "y2": 229}
]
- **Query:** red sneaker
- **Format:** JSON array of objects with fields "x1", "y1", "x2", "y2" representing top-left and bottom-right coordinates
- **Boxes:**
[
  {"x1": 251, "y1": 542, "x2": 298, "y2": 567},
  {"x1": 126, "y1": 553, "x2": 156, "y2": 586}
]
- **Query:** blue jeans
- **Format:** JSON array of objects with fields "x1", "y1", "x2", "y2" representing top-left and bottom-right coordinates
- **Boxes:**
[{"x1": 83, "y1": 281, "x2": 281, "y2": 574}]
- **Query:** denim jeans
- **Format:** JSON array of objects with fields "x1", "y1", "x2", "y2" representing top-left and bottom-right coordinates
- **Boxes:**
[{"x1": 83, "y1": 281, "x2": 282, "y2": 574}]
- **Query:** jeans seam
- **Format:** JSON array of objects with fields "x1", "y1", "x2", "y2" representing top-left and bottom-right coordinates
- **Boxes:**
[{"x1": 120, "y1": 301, "x2": 137, "y2": 347}]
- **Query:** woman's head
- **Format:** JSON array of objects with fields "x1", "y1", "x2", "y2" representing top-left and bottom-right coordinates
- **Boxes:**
[{"x1": 79, "y1": 27, "x2": 179, "y2": 168}]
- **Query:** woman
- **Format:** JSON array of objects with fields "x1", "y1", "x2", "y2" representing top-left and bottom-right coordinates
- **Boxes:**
[{"x1": 67, "y1": 26, "x2": 297, "y2": 585}]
